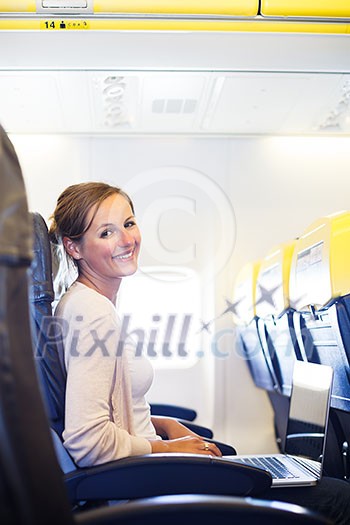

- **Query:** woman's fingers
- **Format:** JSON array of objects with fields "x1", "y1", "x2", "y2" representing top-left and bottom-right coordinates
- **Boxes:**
[
  {"x1": 200, "y1": 440, "x2": 222, "y2": 457},
  {"x1": 165, "y1": 435, "x2": 222, "y2": 457}
]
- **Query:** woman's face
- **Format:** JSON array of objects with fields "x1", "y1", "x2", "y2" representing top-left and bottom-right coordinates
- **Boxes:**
[{"x1": 72, "y1": 193, "x2": 141, "y2": 283}]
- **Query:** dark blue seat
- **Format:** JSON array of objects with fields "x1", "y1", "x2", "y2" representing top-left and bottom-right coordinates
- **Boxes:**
[
  {"x1": 30, "y1": 212, "x2": 67, "y2": 437},
  {"x1": 75, "y1": 494, "x2": 332, "y2": 525},
  {"x1": 252, "y1": 240, "x2": 305, "y2": 452}
]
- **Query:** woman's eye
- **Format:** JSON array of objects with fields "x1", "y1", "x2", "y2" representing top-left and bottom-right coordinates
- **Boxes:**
[
  {"x1": 100, "y1": 229, "x2": 112, "y2": 238},
  {"x1": 125, "y1": 220, "x2": 136, "y2": 228}
]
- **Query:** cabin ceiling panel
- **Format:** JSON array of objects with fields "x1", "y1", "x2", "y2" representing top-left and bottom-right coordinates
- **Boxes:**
[
  {"x1": 1, "y1": 70, "x2": 350, "y2": 136},
  {"x1": 0, "y1": 31, "x2": 350, "y2": 72},
  {"x1": 0, "y1": 73, "x2": 64, "y2": 132},
  {"x1": 0, "y1": 30, "x2": 350, "y2": 136},
  {"x1": 205, "y1": 74, "x2": 345, "y2": 134}
]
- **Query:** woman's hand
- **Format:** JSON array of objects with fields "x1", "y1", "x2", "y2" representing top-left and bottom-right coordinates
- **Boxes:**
[{"x1": 150, "y1": 435, "x2": 222, "y2": 457}]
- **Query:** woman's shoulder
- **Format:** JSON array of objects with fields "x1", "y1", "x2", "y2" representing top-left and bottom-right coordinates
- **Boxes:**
[{"x1": 55, "y1": 281, "x2": 114, "y2": 319}]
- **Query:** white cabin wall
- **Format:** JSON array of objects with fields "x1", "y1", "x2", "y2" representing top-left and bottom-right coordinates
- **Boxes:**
[
  {"x1": 10, "y1": 133, "x2": 350, "y2": 455},
  {"x1": 227, "y1": 136, "x2": 350, "y2": 270},
  {"x1": 10, "y1": 134, "x2": 88, "y2": 222}
]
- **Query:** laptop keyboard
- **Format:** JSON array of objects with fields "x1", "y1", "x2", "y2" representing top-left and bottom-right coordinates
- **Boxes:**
[
  {"x1": 291, "y1": 456, "x2": 321, "y2": 477},
  {"x1": 233, "y1": 456, "x2": 300, "y2": 479}
]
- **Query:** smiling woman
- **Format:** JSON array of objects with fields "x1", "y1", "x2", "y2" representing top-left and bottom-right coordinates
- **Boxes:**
[
  {"x1": 49, "y1": 181, "x2": 222, "y2": 467},
  {"x1": 60, "y1": 192, "x2": 140, "y2": 302},
  {"x1": 49, "y1": 182, "x2": 138, "y2": 302}
]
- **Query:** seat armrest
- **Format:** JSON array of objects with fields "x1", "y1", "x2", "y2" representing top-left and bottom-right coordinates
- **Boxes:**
[
  {"x1": 64, "y1": 454, "x2": 271, "y2": 503},
  {"x1": 150, "y1": 404, "x2": 197, "y2": 421}
]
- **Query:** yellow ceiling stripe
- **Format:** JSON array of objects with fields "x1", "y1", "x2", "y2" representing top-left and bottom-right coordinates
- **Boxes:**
[
  {"x1": 1, "y1": 0, "x2": 350, "y2": 17},
  {"x1": 0, "y1": 18, "x2": 349, "y2": 33}
]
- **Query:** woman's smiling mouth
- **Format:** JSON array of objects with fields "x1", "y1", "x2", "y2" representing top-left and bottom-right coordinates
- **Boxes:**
[{"x1": 113, "y1": 249, "x2": 135, "y2": 261}]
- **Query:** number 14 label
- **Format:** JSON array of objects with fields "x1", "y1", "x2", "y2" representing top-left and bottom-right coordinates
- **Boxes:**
[{"x1": 41, "y1": 20, "x2": 89, "y2": 30}]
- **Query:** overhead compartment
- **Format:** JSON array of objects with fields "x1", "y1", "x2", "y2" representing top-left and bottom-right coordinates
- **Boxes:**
[
  {"x1": 93, "y1": 0, "x2": 259, "y2": 16},
  {"x1": 0, "y1": 0, "x2": 259, "y2": 15},
  {"x1": 261, "y1": 0, "x2": 350, "y2": 18},
  {"x1": 1, "y1": 1, "x2": 350, "y2": 34},
  {"x1": 3, "y1": 0, "x2": 349, "y2": 17}
]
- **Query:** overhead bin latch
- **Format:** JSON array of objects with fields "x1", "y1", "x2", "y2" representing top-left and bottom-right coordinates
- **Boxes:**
[{"x1": 36, "y1": 0, "x2": 93, "y2": 14}]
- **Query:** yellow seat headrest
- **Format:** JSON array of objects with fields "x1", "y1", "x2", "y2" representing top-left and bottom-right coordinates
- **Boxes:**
[
  {"x1": 255, "y1": 240, "x2": 296, "y2": 319},
  {"x1": 289, "y1": 210, "x2": 350, "y2": 310},
  {"x1": 232, "y1": 260, "x2": 261, "y2": 326}
]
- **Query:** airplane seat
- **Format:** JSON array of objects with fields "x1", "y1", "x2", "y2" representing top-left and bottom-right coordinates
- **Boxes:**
[
  {"x1": 255, "y1": 240, "x2": 302, "y2": 398},
  {"x1": 29, "y1": 211, "x2": 67, "y2": 438},
  {"x1": 232, "y1": 260, "x2": 278, "y2": 392},
  {"x1": 0, "y1": 124, "x2": 75, "y2": 524},
  {"x1": 77, "y1": 493, "x2": 332, "y2": 524},
  {"x1": 254, "y1": 240, "x2": 304, "y2": 452},
  {"x1": 0, "y1": 124, "x2": 326, "y2": 525},
  {"x1": 289, "y1": 211, "x2": 350, "y2": 479}
]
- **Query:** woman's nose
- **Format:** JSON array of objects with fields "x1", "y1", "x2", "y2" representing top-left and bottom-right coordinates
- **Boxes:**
[{"x1": 118, "y1": 230, "x2": 133, "y2": 247}]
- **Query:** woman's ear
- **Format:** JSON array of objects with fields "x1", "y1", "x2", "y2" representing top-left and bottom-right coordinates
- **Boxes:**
[{"x1": 63, "y1": 237, "x2": 81, "y2": 261}]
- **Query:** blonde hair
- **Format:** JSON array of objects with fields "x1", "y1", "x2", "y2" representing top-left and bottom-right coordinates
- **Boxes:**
[{"x1": 49, "y1": 181, "x2": 134, "y2": 245}]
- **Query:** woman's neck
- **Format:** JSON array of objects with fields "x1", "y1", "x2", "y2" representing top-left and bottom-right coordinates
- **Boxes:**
[{"x1": 76, "y1": 274, "x2": 121, "y2": 303}]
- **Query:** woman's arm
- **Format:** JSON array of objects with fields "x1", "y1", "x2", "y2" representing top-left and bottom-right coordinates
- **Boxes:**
[
  {"x1": 150, "y1": 416, "x2": 222, "y2": 457},
  {"x1": 149, "y1": 434, "x2": 221, "y2": 456},
  {"x1": 60, "y1": 291, "x2": 151, "y2": 467},
  {"x1": 151, "y1": 416, "x2": 199, "y2": 439}
]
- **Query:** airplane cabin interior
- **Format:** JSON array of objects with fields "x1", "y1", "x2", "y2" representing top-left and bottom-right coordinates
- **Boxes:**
[{"x1": 0, "y1": 1, "x2": 350, "y2": 523}]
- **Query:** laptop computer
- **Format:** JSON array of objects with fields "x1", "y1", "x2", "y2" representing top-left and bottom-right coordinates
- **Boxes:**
[{"x1": 226, "y1": 360, "x2": 334, "y2": 487}]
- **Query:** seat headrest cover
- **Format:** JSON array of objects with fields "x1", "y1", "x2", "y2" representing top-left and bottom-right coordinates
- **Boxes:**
[
  {"x1": 0, "y1": 125, "x2": 32, "y2": 264},
  {"x1": 232, "y1": 260, "x2": 261, "y2": 326},
  {"x1": 255, "y1": 240, "x2": 296, "y2": 318},
  {"x1": 289, "y1": 211, "x2": 350, "y2": 310},
  {"x1": 30, "y1": 212, "x2": 54, "y2": 303}
]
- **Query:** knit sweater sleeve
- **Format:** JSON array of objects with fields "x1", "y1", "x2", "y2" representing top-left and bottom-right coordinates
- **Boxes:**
[{"x1": 56, "y1": 285, "x2": 152, "y2": 467}]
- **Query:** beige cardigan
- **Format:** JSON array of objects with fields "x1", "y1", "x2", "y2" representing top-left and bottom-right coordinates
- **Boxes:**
[{"x1": 55, "y1": 282, "x2": 152, "y2": 467}]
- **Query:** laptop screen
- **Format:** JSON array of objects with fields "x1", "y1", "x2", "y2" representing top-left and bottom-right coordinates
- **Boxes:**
[{"x1": 284, "y1": 361, "x2": 333, "y2": 462}]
